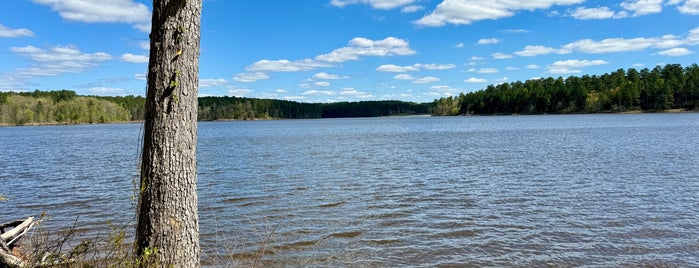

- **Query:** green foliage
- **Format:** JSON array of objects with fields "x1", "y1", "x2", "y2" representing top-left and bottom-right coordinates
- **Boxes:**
[
  {"x1": 0, "y1": 91, "x2": 131, "y2": 125},
  {"x1": 433, "y1": 63, "x2": 699, "y2": 115}
]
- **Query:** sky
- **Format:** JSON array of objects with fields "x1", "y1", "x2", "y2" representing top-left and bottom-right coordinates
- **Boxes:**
[{"x1": 0, "y1": 0, "x2": 698, "y2": 103}]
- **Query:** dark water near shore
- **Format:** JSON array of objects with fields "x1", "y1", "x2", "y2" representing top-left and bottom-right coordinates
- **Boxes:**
[{"x1": 2, "y1": 114, "x2": 699, "y2": 267}]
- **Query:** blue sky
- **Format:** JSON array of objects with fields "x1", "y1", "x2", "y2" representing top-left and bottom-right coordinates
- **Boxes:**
[{"x1": 1, "y1": 0, "x2": 698, "y2": 103}]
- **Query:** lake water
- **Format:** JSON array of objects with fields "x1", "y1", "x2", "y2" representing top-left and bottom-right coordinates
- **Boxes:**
[{"x1": 2, "y1": 114, "x2": 699, "y2": 267}]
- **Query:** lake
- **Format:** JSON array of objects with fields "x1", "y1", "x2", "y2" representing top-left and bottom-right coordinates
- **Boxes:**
[{"x1": 1, "y1": 113, "x2": 699, "y2": 267}]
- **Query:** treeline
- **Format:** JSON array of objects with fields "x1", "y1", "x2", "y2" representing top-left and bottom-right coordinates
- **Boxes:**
[
  {"x1": 0, "y1": 90, "x2": 431, "y2": 125},
  {"x1": 0, "y1": 90, "x2": 131, "y2": 125},
  {"x1": 433, "y1": 64, "x2": 699, "y2": 115},
  {"x1": 199, "y1": 97, "x2": 430, "y2": 120}
]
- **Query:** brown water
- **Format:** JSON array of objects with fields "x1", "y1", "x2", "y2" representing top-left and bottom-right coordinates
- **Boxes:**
[{"x1": 2, "y1": 114, "x2": 699, "y2": 267}]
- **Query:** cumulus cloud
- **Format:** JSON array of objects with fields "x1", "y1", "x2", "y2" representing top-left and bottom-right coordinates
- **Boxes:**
[
  {"x1": 32, "y1": 0, "x2": 151, "y2": 31},
  {"x1": 89, "y1": 87, "x2": 126, "y2": 95},
  {"x1": 492, "y1": 52, "x2": 513, "y2": 59},
  {"x1": 339, "y1": 87, "x2": 373, "y2": 98},
  {"x1": 678, "y1": 0, "x2": 699, "y2": 14},
  {"x1": 377, "y1": 63, "x2": 455, "y2": 72},
  {"x1": 526, "y1": 64, "x2": 540, "y2": 69},
  {"x1": 9, "y1": 45, "x2": 111, "y2": 78},
  {"x1": 0, "y1": 24, "x2": 34, "y2": 37},
  {"x1": 413, "y1": 76, "x2": 440, "y2": 84},
  {"x1": 237, "y1": 37, "x2": 416, "y2": 83},
  {"x1": 316, "y1": 37, "x2": 416, "y2": 62},
  {"x1": 570, "y1": 6, "x2": 619, "y2": 19},
  {"x1": 247, "y1": 59, "x2": 331, "y2": 72},
  {"x1": 303, "y1": 90, "x2": 335, "y2": 95},
  {"x1": 547, "y1": 59, "x2": 609, "y2": 74},
  {"x1": 620, "y1": 0, "x2": 663, "y2": 16},
  {"x1": 429, "y1": 85, "x2": 460, "y2": 96},
  {"x1": 330, "y1": 0, "x2": 416, "y2": 9},
  {"x1": 120, "y1": 53, "x2": 148, "y2": 63},
  {"x1": 228, "y1": 88, "x2": 253, "y2": 97},
  {"x1": 377, "y1": 64, "x2": 419, "y2": 72},
  {"x1": 414, "y1": 0, "x2": 584, "y2": 27},
  {"x1": 401, "y1": 5, "x2": 424, "y2": 13},
  {"x1": 233, "y1": 72, "x2": 270, "y2": 82},
  {"x1": 657, "y1": 47, "x2": 694, "y2": 56},
  {"x1": 477, "y1": 38, "x2": 501, "y2": 45},
  {"x1": 199, "y1": 78, "x2": 228, "y2": 87},
  {"x1": 314, "y1": 81, "x2": 331, "y2": 87},
  {"x1": 393, "y1": 74, "x2": 415, "y2": 80},
  {"x1": 513, "y1": 29, "x2": 699, "y2": 57},
  {"x1": 312, "y1": 72, "x2": 349, "y2": 80},
  {"x1": 477, "y1": 68, "x2": 499, "y2": 73},
  {"x1": 515, "y1": 45, "x2": 563, "y2": 56},
  {"x1": 465, "y1": 77, "x2": 488, "y2": 83}
]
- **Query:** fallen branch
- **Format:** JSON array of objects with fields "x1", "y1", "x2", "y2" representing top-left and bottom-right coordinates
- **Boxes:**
[{"x1": 1, "y1": 217, "x2": 36, "y2": 268}]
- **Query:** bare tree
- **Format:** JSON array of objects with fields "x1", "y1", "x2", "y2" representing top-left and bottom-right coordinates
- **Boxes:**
[{"x1": 136, "y1": 0, "x2": 202, "y2": 266}]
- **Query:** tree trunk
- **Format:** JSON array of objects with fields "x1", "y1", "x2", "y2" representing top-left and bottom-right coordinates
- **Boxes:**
[{"x1": 136, "y1": 0, "x2": 202, "y2": 267}]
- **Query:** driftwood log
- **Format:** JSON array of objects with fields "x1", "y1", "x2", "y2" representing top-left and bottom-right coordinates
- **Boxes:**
[{"x1": 0, "y1": 217, "x2": 35, "y2": 268}]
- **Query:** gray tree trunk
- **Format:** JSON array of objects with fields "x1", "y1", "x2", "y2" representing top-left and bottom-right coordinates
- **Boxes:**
[{"x1": 136, "y1": 0, "x2": 202, "y2": 267}]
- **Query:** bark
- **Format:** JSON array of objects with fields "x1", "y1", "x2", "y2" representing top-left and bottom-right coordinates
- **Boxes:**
[{"x1": 136, "y1": 0, "x2": 202, "y2": 267}]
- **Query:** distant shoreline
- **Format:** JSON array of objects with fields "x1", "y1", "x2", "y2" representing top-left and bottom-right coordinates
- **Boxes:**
[{"x1": 2, "y1": 110, "x2": 696, "y2": 127}]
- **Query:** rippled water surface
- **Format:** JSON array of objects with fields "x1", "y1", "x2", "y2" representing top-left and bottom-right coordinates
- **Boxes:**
[{"x1": 2, "y1": 114, "x2": 699, "y2": 267}]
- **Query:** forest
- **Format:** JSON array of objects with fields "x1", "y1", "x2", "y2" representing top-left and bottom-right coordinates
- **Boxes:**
[
  {"x1": 2, "y1": 63, "x2": 698, "y2": 126},
  {"x1": 433, "y1": 64, "x2": 699, "y2": 115},
  {"x1": 0, "y1": 90, "x2": 430, "y2": 125}
]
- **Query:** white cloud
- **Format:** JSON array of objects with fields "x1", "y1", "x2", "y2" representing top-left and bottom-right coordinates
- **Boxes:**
[
  {"x1": 330, "y1": 0, "x2": 416, "y2": 9},
  {"x1": 514, "y1": 29, "x2": 698, "y2": 57},
  {"x1": 477, "y1": 68, "x2": 499, "y2": 73},
  {"x1": 314, "y1": 81, "x2": 331, "y2": 87},
  {"x1": 492, "y1": 52, "x2": 513, "y2": 59},
  {"x1": 515, "y1": 45, "x2": 563, "y2": 56},
  {"x1": 420, "y1": 63, "x2": 457, "y2": 70},
  {"x1": 429, "y1": 85, "x2": 460, "y2": 96},
  {"x1": 477, "y1": 38, "x2": 501, "y2": 45},
  {"x1": 135, "y1": 73, "x2": 147, "y2": 80},
  {"x1": 465, "y1": 77, "x2": 488, "y2": 83},
  {"x1": 339, "y1": 88, "x2": 373, "y2": 98},
  {"x1": 470, "y1": 56, "x2": 485, "y2": 61},
  {"x1": 276, "y1": 89, "x2": 289, "y2": 93},
  {"x1": 657, "y1": 47, "x2": 694, "y2": 56},
  {"x1": 401, "y1": 5, "x2": 424, "y2": 13},
  {"x1": 228, "y1": 88, "x2": 253, "y2": 97},
  {"x1": 9, "y1": 45, "x2": 112, "y2": 78},
  {"x1": 570, "y1": 6, "x2": 618, "y2": 19},
  {"x1": 377, "y1": 63, "x2": 455, "y2": 72},
  {"x1": 303, "y1": 90, "x2": 335, "y2": 95},
  {"x1": 32, "y1": 0, "x2": 151, "y2": 31},
  {"x1": 547, "y1": 59, "x2": 609, "y2": 74},
  {"x1": 316, "y1": 37, "x2": 416, "y2": 62},
  {"x1": 120, "y1": 53, "x2": 148, "y2": 63},
  {"x1": 454, "y1": 43, "x2": 465, "y2": 48},
  {"x1": 239, "y1": 37, "x2": 416, "y2": 81},
  {"x1": 393, "y1": 74, "x2": 415, "y2": 80},
  {"x1": 377, "y1": 64, "x2": 419, "y2": 72},
  {"x1": 678, "y1": 0, "x2": 699, "y2": 14},
  {"x1": 247, "y1": 59, "x2": 331, "y2": 72},
  {"x1": 526, "y1": 64, "x2": 540, "y2": 69},
  {"x1": 199, "y1": 78, "x2": 228, "y2": 87},
  {"x1": 89, "y1": 87, "x2": 126, "y2": 95},
  {"x1": 620, "y1": 0, "x2": 663, "y2": 16},
  {"x1": 233, "y1": 72, "x2": 270, "y2": 82},
  {"x1": 312, "y1": 72, "x2": 348, "y2": 80},
  {"x1": 414, "y1": 0, "x2": 584, "y2": 27},
  {"x1": 413, "y1": 76, "x2": 440, "y2": 84},
  {"x1": 0, "y1": 24, "x2": 34, "y2": 37}
]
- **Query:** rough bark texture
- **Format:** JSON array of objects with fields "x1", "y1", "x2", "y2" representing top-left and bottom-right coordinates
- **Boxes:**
[{"x1": 136, "y1": 0, "x2": 202, "y2": 267}]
